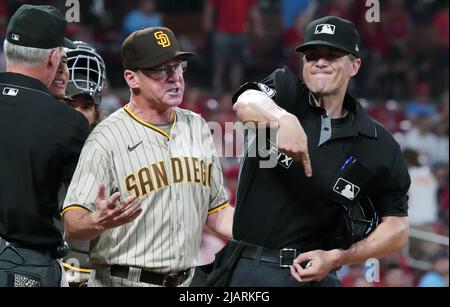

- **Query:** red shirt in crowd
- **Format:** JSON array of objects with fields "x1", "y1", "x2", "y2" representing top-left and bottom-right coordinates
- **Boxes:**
[{"x1": 208, "y1": 0, "x2": 257, "y2": 34}]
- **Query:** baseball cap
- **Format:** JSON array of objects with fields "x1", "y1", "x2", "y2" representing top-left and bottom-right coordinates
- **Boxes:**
[
  {"x1": 121, "y1": 27, "x2": 194, "y2": 70},
  {"x1": 296, "y1": 16, "x2": 361, "y2": 57},
  {"x1": 6, "y1": 4, "x2": 75, "y2": 49}
]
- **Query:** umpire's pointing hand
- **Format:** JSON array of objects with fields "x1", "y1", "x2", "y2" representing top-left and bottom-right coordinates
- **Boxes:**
[
  {"x1": 278, "y1": 113, "x2": 312, "y2": 177},
  {"x1": 91, "y1": 183, "x2": 142, "y2": 230}
]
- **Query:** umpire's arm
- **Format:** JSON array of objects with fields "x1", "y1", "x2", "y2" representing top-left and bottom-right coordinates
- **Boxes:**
[
  {"x1": 234, "y1": 90, "x2": 312, "y2": 177},
  {"x1": 290, "y1": 216, "x2": 409, "y2": 283}
]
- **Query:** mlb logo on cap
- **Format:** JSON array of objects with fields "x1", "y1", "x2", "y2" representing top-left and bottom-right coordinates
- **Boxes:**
[
  {"x1": 296, "y1": 16, "x2": 361, "y2": 57},
  {"x1": 315, "y1": 24, "x2": 336, "y2": 35}
]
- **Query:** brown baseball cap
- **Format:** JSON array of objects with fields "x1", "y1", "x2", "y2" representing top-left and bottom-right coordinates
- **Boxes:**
[{"x1": 121, "y1": 27, "x2": 194, "y2": 70}]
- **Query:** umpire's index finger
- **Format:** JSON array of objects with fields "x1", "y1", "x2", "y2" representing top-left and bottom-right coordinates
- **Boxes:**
[{"x1": 302, "y1": 153, "x2": 313, "y2": 177}]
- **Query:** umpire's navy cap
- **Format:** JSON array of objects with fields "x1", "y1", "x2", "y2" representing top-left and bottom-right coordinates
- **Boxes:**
[
  {"x1": 121, "y1": 27, "x2": 194, "y2": 70},
  {"x1": 6, "y1": 4, "x2": 75, "y2": 49},
  {"x1": 296, "y1": 16, "x2": 361, "y2": 57}
]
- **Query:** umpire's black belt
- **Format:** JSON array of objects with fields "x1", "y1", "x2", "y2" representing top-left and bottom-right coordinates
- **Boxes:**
[
  {"x1": 7, "y1": 242, "x2": 67, "y2": 259},
  {"x1": 110, "y1": 265, "x2": 189, "y2": 287},
  {"x1": 239, "y1": 243, "x2": 297, "y2": 268}
]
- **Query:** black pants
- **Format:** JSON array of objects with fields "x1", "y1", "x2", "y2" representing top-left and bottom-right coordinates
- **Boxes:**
[
  {"x1": 229, "y1": 257, "x2": 341, "y2": 287},
  {"x1": 0, "y1": 241, "x2": 62, "y2": 287},
  {"x1": 190, "y1": 263, "x2": 214, "y2": 287}
]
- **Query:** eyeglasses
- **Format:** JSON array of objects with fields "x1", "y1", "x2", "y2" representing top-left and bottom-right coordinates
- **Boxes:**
[{"x1": 146, "y1": 61, "x2": 188, "y2": 80}]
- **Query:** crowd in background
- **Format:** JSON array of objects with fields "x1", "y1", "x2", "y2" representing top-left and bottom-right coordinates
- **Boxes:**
[{"x1": 0, "y1": 0, "x2": 448, "y2": 287}]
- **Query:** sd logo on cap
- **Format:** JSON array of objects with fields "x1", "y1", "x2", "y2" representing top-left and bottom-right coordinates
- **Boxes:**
[{"x1": 121, "y1": 27, "x2": 194, "y2": 70}]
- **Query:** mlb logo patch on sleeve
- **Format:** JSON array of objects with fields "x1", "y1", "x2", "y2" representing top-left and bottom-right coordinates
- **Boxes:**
[
  {"x1": 257, "y1": 83, "x2": 276, "y2": 98},
  {"x1": 3, "y1": 87, "x2": 19, "y2": 96}
]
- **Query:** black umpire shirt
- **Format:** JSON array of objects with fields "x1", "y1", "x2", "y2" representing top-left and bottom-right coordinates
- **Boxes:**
[
  {"x1": 0, "y1": 72, "x2": 89, "y2": 249},
  {"x1": 232, "y1": 67, "x2": 410, "y2": 252}
]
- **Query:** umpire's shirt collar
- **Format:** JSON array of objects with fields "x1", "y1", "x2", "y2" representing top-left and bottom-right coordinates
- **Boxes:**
[
  {"x1": 0, "y1": 72, "x2": 52, "y2": 97},
  {"x1": 306, "y1": 90, "x2": 378, "y2": 146}
]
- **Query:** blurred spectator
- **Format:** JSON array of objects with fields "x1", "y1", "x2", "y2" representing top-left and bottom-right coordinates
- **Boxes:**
[
  {"x1": 431, "y1": 1, "x2": 449, "y2": 50},
  {"x1": 367, "y1": 100, "x2": 406, "y2": 134},
  {"x1": 320, "y1": 0, "x2": 356, "y2": 21},
  {"x1": 418, "y1": 254, "x2": 449, "y2": 287},
  {"x1": 381, "y1": 0, "x2": 412, "y2": 47},
  {"x1": 438, "y1": 92, "x2": 449, "y2": 118},
  {"x1": 246, "y1": 0, "x2": 285, "y2": 80},
  {"x1": 403, "y1": 148, "x2": 439, "y2": 259},
  {"x1": 382, "y1": 264, "x2": 414, "y2": 287},
  {"x1": 404, "y1": 148, "x2": 438, "y2": 228},
  {"x1": 203, "y1": 0, "x2": 257, "y2": 93},
  {"x1": 123, "y1": 0, "x2": 162, "y2": 37},
  {"x1": 340, "y1": 264, "x2": 368, "y2": 287},
  {"x1": 438, "y1": 184, "x2": 449, "y2": 235},
  {"x1": 429, "y1": 119, "x2": 449, "y2": 166},
  {"x1": 0, "y1": 0, "x2": 8, "y2": 38},
  {"x1": 402, "y1": 115, "x2": 438, "y2": 164},
  {"x1": 353, "y1": 276, "x2": 375, "y2": 287},
  {"x1": 358, "y1": 19, "x2": 389, "y2": 59},
  {"x1": 404, "y1": 83, "x2": 438, "y2": 121},
  {"x1": 179, "y1": 86, "x2": 209, "y2": 115},
  {"x1": 281, "y1": 0, "x2": 311, "y2": 30},
  {"x1": 98, "y1": 82, "x2": 124, "y2": 119},
  {"x1": 282, "y1": 0, "x2": 317, "y2": 72},
  {"x1": 433, "y1": 163, "x2": 449, "y2": 235}
]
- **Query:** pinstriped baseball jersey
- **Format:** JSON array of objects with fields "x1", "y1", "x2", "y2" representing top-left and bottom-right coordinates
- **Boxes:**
[{"x1": 62, "y1": 105, "x2": 228, "y2": 273}]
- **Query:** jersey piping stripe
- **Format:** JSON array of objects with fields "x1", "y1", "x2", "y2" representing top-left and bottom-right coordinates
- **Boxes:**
[
  {"x1": 123, "y1": 104, "x2": 177, "y2": 139},
  {"x1": 62, "y1": 262, "x2": 93, "y2": 273},
  {"x1": 208, "y1": 202, "x2": 229, "y2": 215},
  {"x1": 0, "y1": 82, "x2": 52, "y2": 97},
  {"x1": 61, "y1": 205, "x2": 91, "y2": 216}
]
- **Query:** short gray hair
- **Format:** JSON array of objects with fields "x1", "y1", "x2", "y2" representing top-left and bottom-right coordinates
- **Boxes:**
[
  {"x1": 348, "y1": 54, "x2": 358, "y2": 61},
  {"x1": 3, "y1": 40, "x2": 57, "y2": 66}
]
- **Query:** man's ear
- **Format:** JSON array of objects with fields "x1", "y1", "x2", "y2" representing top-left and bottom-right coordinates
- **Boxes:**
[
  {"x1": 349, "y1": 58, "x2": 361, "y2": 77},
  {"x1": 48, "y1": 48, "x2": 61, "y2": 70},
  {"x1": 46, "y1": 48, "x2": 61, "y2": 86},
  {"x1": 124, "y1": 69, "x2": 139, "y2": 89}
]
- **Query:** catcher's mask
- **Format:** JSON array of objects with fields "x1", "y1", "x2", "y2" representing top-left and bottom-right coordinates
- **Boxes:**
[
  {"x1": 65, "y1": 41, "x2": 106, "y2": 105},
  {"x1": 339, "y1": 196, "x2": 379, "y2": 248}
]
